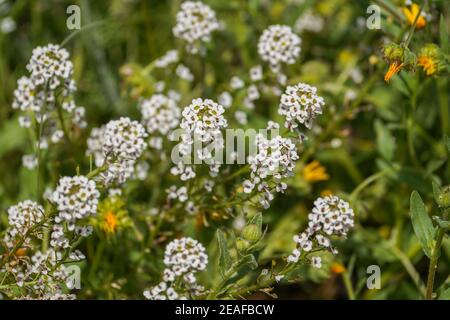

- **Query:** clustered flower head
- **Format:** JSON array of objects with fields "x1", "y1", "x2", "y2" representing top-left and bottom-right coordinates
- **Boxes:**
[
  {"x1": 52, "y1": 176, "x2": 100, "y2": 226},
  {"x1": 279, "y1": 82, "x2": 325, "y2": 131},
  {"x1": 173, "y1": 1, "x2": 220, "y2": 54},
  {"x1": 3, "y1": 201, "x2": 45, "y2": 249},
  {"x1": 171, "y1": 98, "x2": 228, "y2": 181},
  {"x1": 244, "y1": 132, "x2": 299, "y2": 209},
  {"x1": 144, "y1": 237, "x2": 208, "y2": 300},
  {"x1": 12, "y1": 44, "x2": 85, "y2": 155},
  {"x1": 287, "y1": 196, "x2": 354, "y2": 265},
  {"x1": 99, "y1": 117, "x2": 148, "y2": 185},
  {"x1": 258, "y1": 25, "x2": 301, "y2": 71},
  {"x1": 139, "y1": 94, "x2": 180, "y2": 136}
]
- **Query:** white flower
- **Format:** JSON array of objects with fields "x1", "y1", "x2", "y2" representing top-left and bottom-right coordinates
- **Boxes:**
[
  {"x1": 166, "y1": 186, "x2": 188, "y2": 202},
  {"x1": 308, "y1": 196, "x2": 354, "y2": 236},
  {"x1": 139, "y1": 94, "x2": 180, "y2": 136},
  {"x1": 218, "y1": 91, "x2": 233, "y2": 108},
  {"x1": 279, "y1": 82, "x2": 325, "y2": 130},
  {"x1": 247, "y1": 85, "x2": 260, "y2": 101},
  {"x1": 250, "y1": 65, "x2": 263, "y2": 81},
  {"x1": 230, "y1": 76, "x2": 245, "y2": 90},
  {"x1": 155, "y1": 50, "x2": 179, "y2": 68},
  {"x1": 176, "y1": 64, "x2": 194, "y2": 81},
  {"x1": 234, "y1": 111, "x2": 248, "y2": 125},
  {"x1": 311, "y1": 256, "x2": 322, "y2": 268},
  {"x1": 294, "y1": 11, "x2": 324, "y2": 33},
  {"x1": 173, "y1": 1, "x2": 219, "y2": 54},
  {"x1": 52, "y1": 176, "x2": 100, "y2": 225},
  {"x1": 258, "y1": 25, "x2": 301, "y2": 71},
  {"x1": 22, "y1": 154, "x2": 38, "y2": 170},
  {"x1": 1, "y1": 17, "x2": 16, "y2": 34},
  {"x1": 180, "y1": 98, "x2": 227, "y2": 142},
  {"x1": 7, "y1": 200, "x2": 44, "y2": 235},
  {"x1": 86, "y1": 126, "x2": 106, "y2": 167},
  {"x1": 26, "y1": 44, "x2": 74, "y2": 87},
  {"x1": 163, "y1": 237, "x2": 208, "y2": 275}
]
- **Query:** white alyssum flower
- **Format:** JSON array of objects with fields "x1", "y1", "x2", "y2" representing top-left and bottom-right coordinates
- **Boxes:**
[
  {"x1": 244, "y1": 133, "x2": 299, "y2": 208},
  {"x1": 1, "y1": 17, "x2": 16, "y2": 34},
  {"x1": 26, "y1": 44, "x2": 74, "y2": 88},
  {"x1": 250, "y1": 65, "x2": 263, "y2": 81},
  {"x1": 7, "y1": 200, "x2": 45, "y2": 235},
  {"x1": 163, "y1": 237, "x2": 208, "y2": 275},
  {"x1": 279, "y1": 82, "x2": 325, "y2": 130},
  {"x1": 294, "y1": 11, "x2": 324, "y2": 33},
  {"x1": 230, "y1": 76, "x2": 245, "y2": 90},
  {"x1": 309, "y1": 196, "x2": 355, "y2": 237},
  {"x1": 176, "y1": 64, "x2": 194, "y2": 81},
  {"x1": 155, "y1": 50, "x2": 179, "y2": 68},
  {"x1": 180, "y1": 98, "x2": 227, "y2": 143},
  {"x1": 139, "y1": 94, "x2": 180, "y2": 136},
  {"x1": 258, "y1": 25, "x2": 301, "y2": 71},
  {"x1": 173, "y1": 1, "x2": 219, "y2": 54},
  {"x1": 287, "y1": 196, "x2": 354, "y2": 264},
  {"x1": 52, "y1": 176, "x2": 100, "y2": 225},
  {"x1": 166, "y1": 185, "x2": 188, "y2": 202},
  {"x1": 218, "y1": 91, "x2": 233, "y2": 108},
  {"x1": 22, "y1": 154, "x2": 38, "y2": 170},
  {"x1": 103, "y1": 117, "x2": 148, "y2": 162}
]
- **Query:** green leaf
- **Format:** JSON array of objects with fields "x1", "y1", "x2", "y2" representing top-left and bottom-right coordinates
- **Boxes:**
[
  {"x1": 445, "y1": 135, "x2": 450, "y2": 152},
  {"x1": 375, "y1": 120, "x2": 395, "y2": 161},
  {"x1": 240, "y1": 254, "x2": 258, "y2": 270},
  {"x1": 440, "y1": 15, "x2": 450, "y2": 54},
  {"x1": 216, "y1": 229, "x2": 231, "y2": 276},
  {"x1": 410, "y1": 191, "x2": 435, "y2": 258},
  {"x1": 432, "y1": 181, "x2": 442, "y2": 205}
]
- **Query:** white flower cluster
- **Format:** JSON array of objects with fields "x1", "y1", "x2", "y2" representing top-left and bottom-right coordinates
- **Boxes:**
[
  {"x1": 279, "y1": 82, "x2": 325, "y2": 130},
  {"x1": 144, "y1": 282, "x2": 187, "y2": 300},
  {"x1": 7, "y1": 200, "x2": 44, "y2": 236},
  {"x1": 294, "y1": 11, "x2": 324, "y2": 33},
  {"x1": 86, "y1": 125, "x2": 106, "y2": 167},
  {"x1": 12, "y1": 44, "x2": 85, "y2": 153},
  {"x1": 3, "y1": 201, "x2": 45, "y2": 249},
  {"x1": 3, "y1": 248, "x2": 77, "y2": 299},
  {"x1": 52, "y1": 176, "x2": 100, "y2": 226},
  {"x1": 139, "y1": 94, "x2": 180, "y2": 136},
  {"x1": 99, "y1": 117, "x2": 148, "y2": 185},
  {"x1": 244, "y1": 133, "x2": 299, "y2": 208},
  {"x1": 287, "y1": 196, "x2": 354, "y2": 265},
  {"x1": 258, "y1": 25, "x2": 301, "y2": 71},
  {"x1": 171, "y1": 98, "x2": 227, "y2": 180},
  {"x1": 173, "y1": 1, "x2": 219, "y2": 54},
  {"x1": 309, "y1": 196, "x2": 355, "y2": 236},
  {"x1": 26, "y1": 44, "x2": 74, "y2": 87},
  {"x1": 155, "y1": 49, "x2": 179, "y2": 68},
  {"x1": 144, "y1": 237, "x2": 208, "y2": 300}
]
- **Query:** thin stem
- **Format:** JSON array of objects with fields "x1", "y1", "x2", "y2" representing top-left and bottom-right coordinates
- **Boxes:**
[
  {"x1": 425, "y1": 216, "x2": 447, "y2": 299},
  {"x1": 350, "y1": 171, "x2": 386, "y2": 201}
]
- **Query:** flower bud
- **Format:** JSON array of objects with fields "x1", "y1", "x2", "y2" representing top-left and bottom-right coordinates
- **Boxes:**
[
  {"x1": 436, "y1": 185, "x2": 450, "y2": 209},
  {"x1": 242, "y1": 224, "x2": 261, "y2": 242},
  {"x1": 236, "y1": 238, "x2": 250, "y2": 252}
]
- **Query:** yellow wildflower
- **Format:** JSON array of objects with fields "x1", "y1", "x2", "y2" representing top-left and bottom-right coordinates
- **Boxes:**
[
  {"x1": 302, "y1": 160, "x2": 329, "y2": 183},
  {"x1": 402, "y1": 3, "x2": 426, "y2": 29},
  {"x1": 417, "y1": 44, "x2": 443, "y2": 76},
  {"x1": 91, "y1": 196, "x2": 131, "y2": 235}
]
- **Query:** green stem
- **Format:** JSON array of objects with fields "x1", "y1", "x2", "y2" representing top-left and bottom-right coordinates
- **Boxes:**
[{"x1": 425, "y1": 219, "x2": 447, "y2": 299}]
